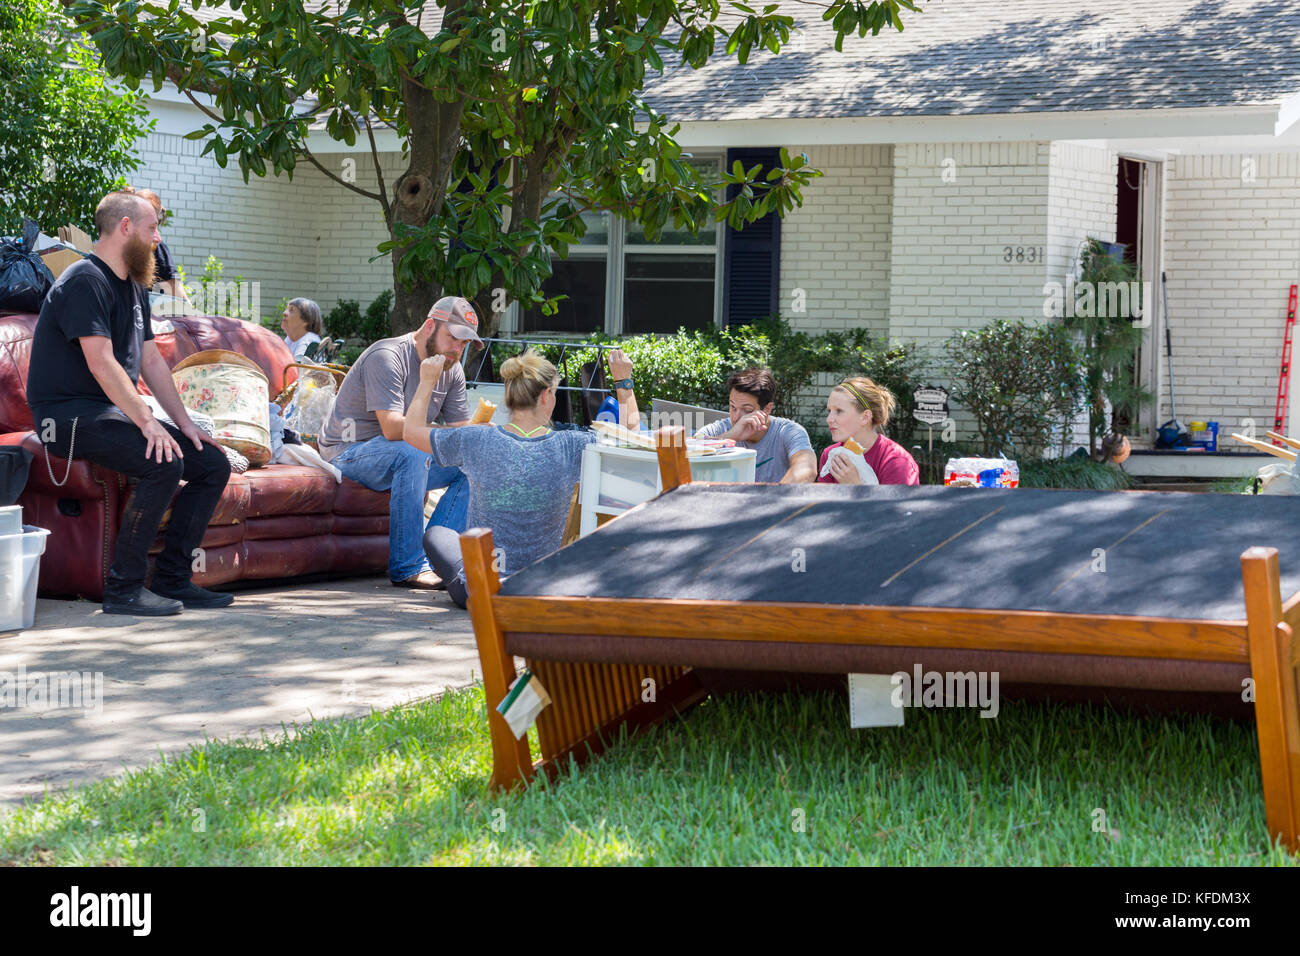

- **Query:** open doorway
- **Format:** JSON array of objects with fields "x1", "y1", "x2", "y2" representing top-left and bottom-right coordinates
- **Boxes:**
[{"x1": 1114, "y1": 155, "x2": 1163, "y2": 442}]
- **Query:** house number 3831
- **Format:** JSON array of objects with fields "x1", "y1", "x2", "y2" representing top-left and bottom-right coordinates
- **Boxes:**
[{"x1": 1002, "y1": 246, "x2": 1042, "y2": 263}]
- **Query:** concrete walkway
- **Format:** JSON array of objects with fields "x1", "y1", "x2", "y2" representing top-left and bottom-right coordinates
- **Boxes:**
[{"x1": 0, "y1": 576, "x2": 480, "y2": 809}]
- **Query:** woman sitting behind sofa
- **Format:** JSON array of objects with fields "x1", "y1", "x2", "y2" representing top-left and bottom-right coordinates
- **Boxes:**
[
  {"x1": 407, "y1": 347, "x2": 639, "y2": 608},
  {"x1": 281, "y1": 298, "x2": 323, "y2": 361},
  {"x1": 818, "y1": 376, "x2": 920, "y2": 485}
]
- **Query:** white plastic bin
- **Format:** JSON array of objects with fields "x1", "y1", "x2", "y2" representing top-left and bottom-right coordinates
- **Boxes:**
[
  {"x1": 0, "y1": 505, "x2": 21, "y2": 535},
  {"x1": 0, "y1": 525, "x2": 50, "y2": 632}
]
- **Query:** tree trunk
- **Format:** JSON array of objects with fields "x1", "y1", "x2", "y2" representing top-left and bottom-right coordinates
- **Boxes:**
[
  {"x1": 386, "y1": 3, "x2": 470, "y2": 336},
  {"x1": 469, "y1": 136, "x2": 576, "y2": 341}
]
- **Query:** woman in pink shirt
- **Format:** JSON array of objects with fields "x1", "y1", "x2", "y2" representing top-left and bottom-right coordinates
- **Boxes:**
[{"x1": 817, "y1": 376, "x2": 920, "y2": 486}]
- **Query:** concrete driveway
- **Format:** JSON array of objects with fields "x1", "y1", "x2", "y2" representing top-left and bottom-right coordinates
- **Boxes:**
[{"x1": 0, "y1": 576, "x2": 480, "y2": 809}]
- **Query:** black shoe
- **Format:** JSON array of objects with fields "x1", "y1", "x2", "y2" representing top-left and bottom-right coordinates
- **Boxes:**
[
  {"x1": 150, "y1": 582, "x2": 235, "y2": 609},
  {"x1": 102, "y1": 587, "x2": 184, "y2": 617}
]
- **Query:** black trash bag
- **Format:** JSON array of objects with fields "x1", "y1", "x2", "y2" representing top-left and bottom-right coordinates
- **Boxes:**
[
  {"x1": 0, "y1": 219, "x2": 55, "y2": 314},
  {"x1": 0, "y1": 445, "x2": 33, "y2": 506}
]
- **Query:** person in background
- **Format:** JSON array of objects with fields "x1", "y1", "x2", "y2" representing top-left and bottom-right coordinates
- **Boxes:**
[
  {"x1": 818, "y1": 376, "x2": 920, "y2": 486},
  {"x1": 129, "y1": 188, "x2": 189, "y2": 303},
  {"x1": 281, "y1": 298, "x2": 323, "y2": 361},
  {"x1": 693, "y1": 367, "x2": 817, "y2": 483},
  {"x1": 411, "y1": 348, "x2": 637, "y2": 608},
  {"x1": 316, "y1": 295, "x2": 479, "y2": 589}
]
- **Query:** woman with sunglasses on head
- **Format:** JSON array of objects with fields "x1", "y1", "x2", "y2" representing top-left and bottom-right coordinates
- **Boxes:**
[
  {"x1": 818, "y1": 376, "x2": 920, "y2": 486},
  {"x1": 406, "y1": 346, "x2": 638, "y2": 607}
]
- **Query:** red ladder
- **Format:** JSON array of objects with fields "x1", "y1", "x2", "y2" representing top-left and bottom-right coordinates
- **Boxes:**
[{"x1": 1275, "y1": 284, "x2": 1299, "y2": 443}]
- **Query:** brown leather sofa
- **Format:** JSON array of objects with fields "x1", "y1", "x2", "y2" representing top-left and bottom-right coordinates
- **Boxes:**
[{"x1": 0, "y1": 311, "x2": 389, "y2": 600}]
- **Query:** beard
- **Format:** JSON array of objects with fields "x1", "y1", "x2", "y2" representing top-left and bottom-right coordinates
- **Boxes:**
[
  {"x1": 420, "y1": 329, "x2": 462, "y2": 364},
  {"x1": 124, "y1": 233, "x2": 156, "y2": 288}
]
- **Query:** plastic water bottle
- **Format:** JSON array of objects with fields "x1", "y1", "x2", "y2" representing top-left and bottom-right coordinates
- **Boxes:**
[{"x1": 595, "y1": 395, "x2": 619, "y2": 424}]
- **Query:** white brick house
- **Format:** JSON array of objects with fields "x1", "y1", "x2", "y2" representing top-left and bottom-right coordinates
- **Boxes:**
[{"x1": 134, "y1": 0, "x2": 1300, "y2": 444}]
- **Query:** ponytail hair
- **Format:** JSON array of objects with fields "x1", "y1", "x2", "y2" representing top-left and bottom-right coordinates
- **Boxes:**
[
  {"x1": 500, "y1": 348, "x2": 557, "y2": 410},
  {"x1": 832, "y1": 376, "x2": 897, "y2": 430}
]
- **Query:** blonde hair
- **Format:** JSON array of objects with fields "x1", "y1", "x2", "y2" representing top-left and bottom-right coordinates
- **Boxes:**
[
  {"x1": 500, "y1": 349, "x2": 557, "y2": 410},
  {"x1": 832, "y1": 376, "x2": 897, "y2": 430}
]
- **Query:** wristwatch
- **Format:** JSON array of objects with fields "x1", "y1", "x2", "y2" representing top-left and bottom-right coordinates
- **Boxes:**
[{"x1": 612, "y1": 378, "x2": 634, "y2": 391}]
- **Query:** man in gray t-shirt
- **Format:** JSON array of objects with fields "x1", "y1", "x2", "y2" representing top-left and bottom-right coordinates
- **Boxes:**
[
  {"x1": 693, "y1": 367, "x2": 816, "y2": 483},
  {"x1": 316, "y1": 295, "x2": 480, "y2": 588}
]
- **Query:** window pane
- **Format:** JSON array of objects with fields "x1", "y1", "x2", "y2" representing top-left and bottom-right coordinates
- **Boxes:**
[
  {"x1": 576, "y1": 210, "x2": 609, "y2": 246},
  {"x1": 623, "y1": 254, "x2": 715, "y2": 334},
  {"x1": 521, "y1": 256, "x2": 606, "y2": 334}
]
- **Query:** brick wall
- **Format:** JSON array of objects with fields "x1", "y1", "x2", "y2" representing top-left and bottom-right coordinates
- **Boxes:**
[
  {"x1": 887, "y1": 142, "x2": 1052, "y2": 348},
  {"x1": 778, "y1": 144, "x2": 893, "y2": 336},
  {"x1": 132, "y1": 132, "x2": 401, "y2": 323},
  {"x1": 1047, "y1": 143, "x2": 1118, "y2": 286},
  {"x1": 1047, "y1": 143, "x2": 1118, "y2": 449},
  {"x1": 304, "y1": 151, "x2": 406, "y2": 312},
  {"x1": 1162, "y1": 152, "x2": 1300, "y2": 435}
]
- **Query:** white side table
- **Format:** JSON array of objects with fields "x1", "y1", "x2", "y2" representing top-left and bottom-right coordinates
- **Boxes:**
[{"x1": 578, "y1": 442, "x2": 757, "y2": 536}]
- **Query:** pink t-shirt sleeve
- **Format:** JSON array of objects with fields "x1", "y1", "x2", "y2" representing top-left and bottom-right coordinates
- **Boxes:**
[{"x1": 868, "y1": 437, "x2": 920, "y2": 485}]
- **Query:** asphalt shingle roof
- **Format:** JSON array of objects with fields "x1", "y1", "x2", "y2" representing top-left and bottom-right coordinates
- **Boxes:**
[{"x1": 640, "y1": 0, "x2": 1300, "y2": 121}]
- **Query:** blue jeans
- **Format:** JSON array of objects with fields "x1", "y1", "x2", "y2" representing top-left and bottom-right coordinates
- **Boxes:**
[{"x1": 331, "y1": 436, "x2": 469, "y2": 581}]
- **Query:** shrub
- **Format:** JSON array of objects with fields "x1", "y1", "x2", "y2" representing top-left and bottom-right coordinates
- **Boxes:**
[
  {"x1": 706, "y1": 316, "x2": 930, "y2": 445},
  {"x1": 361, "y1": 290, "x2": 393, "y2": 343},
  {"x1": 324, "y1": 298, "x2": 362, "y2": 342},
  {"x1": 945, "y1": 319, "x2": 1085, "y2": 458},
  {"x1": 479, "y1": 316, "x2": 931, "y2": 443},
  {"x1": 490, "y1": 330, "x2": 727, "y2": 418},
  {"x1": 190, "y1": 255, "x2": 258, "y2": 321},
  {"x1": 1018, "y1": 458, "x2": 1133, "y2": 491},
  {"x1": 323, "y1": 290, "x2": 392, "y2": 347}
]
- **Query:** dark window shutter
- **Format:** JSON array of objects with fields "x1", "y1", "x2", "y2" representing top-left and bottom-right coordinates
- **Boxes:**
[{"x1": 722, "y1": 147, "x2": 782, "y2": 327}]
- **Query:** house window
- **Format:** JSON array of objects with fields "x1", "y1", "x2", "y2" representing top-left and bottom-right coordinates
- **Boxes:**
[
  {"x1": 520, "y1": 210, "x2": 609, "y2": 334},
  {"x1": 520, "y1": 157, "x2": 723, "y2": 335}
]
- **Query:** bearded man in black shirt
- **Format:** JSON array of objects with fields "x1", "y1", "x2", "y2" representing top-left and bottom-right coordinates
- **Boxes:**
[{"x1": 27, "y1": 191, "x2": 233, "y2": 617}]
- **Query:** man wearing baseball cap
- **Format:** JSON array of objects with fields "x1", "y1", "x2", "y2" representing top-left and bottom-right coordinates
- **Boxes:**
[{"x1": 318, "y1": 295, "x2": 482, "y2": 589}]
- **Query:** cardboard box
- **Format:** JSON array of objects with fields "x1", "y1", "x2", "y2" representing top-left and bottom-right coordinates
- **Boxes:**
[
  {"x1": 38, "y1": 247, "x2": 84, "y2": 280},
  {"x1": 57, "y1": 224, "x2": 93, "y2": 252}
]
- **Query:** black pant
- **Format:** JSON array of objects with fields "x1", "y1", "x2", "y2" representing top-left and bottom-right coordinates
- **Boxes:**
[
  {"x1": 423, "y1": 524, "x2": 469, "y2": 608},
  {"x1": 41, "y1": 407, "x2": 231, "y2": 599}
]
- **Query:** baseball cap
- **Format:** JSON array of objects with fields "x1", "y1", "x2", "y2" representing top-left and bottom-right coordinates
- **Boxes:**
[{"x1": 429, "y1": 295, "x2": 482, "y2": 344}]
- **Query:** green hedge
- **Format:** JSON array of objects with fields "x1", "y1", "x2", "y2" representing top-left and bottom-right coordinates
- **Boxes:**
[
  {"x1": 1017, "y1": 458, "x2": 1133, "y2": 490},
  {"x1": 325, "y1": 290, "x2": 392, "y2": 345},
  {"x1": 491, "y1": 316, "x2": 930, "y2": 445}
]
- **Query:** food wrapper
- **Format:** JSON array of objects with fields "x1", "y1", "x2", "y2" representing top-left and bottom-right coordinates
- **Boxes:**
[
  {"x1": 469, "y1": 397, "x2": 496, "y2": 424},
  {"x1": 819, "y1": 446, "x2": 879, "y2": 484}
]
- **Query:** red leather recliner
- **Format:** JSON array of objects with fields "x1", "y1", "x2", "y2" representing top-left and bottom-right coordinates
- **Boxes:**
[{"x1": 0, "y1": 312, "x2": 390, "y2": 600}]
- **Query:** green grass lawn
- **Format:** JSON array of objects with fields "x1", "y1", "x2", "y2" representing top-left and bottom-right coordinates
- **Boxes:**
[{"x1": 1, "y1": 685, "x2": 1295, "y2": 866}]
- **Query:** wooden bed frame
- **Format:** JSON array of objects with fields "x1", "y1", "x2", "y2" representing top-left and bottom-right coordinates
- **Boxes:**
[{"x1": 460, "y1": 428, "x2": 1300, "y2": 853}]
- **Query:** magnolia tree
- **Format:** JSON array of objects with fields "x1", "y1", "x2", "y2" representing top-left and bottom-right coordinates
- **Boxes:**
[
  {"x1": 1, "y1": 0, "x2": 150, "y2": 236},
  {"x1": 66, "y1": 0, "x2": 920, "y2": 335}
]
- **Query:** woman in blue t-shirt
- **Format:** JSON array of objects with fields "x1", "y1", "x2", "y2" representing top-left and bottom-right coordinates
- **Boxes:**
[{"x1": 404, "y1": 347, "x2": 637, "y2": 607}]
